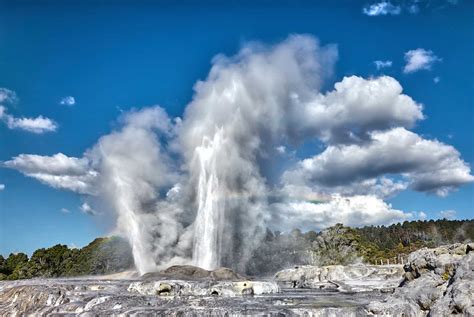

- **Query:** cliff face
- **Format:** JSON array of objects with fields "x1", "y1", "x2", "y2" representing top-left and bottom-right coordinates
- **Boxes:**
[{"x1": 367, "y1": 243, "x2": 474, "y2": 316}]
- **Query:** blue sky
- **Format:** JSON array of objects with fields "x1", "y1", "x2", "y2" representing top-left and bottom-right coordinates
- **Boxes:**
[{"x1": 0, "y1": 0, "x2": 473, "y2": 257}]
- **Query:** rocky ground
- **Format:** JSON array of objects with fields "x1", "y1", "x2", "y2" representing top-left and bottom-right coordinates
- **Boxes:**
[{"x1": 0, "y1": 244, "x2": 472, "y2": 316}]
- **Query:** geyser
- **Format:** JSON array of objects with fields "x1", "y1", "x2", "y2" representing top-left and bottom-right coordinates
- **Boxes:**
[
  {"x1": 192, "y1": 131, "x2": 225, "y2": 269},
  {"x1": 5, "y1": 35, "x2": 472, "y2": 275}
]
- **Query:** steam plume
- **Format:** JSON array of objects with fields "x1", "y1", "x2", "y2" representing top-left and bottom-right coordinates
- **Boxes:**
[{"x1": 4, "y1": 35, "x2": 473, "y2": 274}]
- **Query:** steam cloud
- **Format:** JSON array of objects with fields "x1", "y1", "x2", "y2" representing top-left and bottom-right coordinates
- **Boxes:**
[{"x1": 4, "y1": 35, "x2": 473, "y2": 274}]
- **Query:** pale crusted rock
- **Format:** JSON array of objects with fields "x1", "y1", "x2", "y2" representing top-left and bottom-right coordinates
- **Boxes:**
[
  {"x1": 274, "y1": 264, "x2": 403, "y2": 292},
  {"x1": 127, "y1": 279, "x2": 279, "y2": 297},
  {"x1": 366, "y1": 243, "x2": 473, "y2": 316},
  {"x1": 430, "y1": 252, "x2": 474, "y2": 316}
]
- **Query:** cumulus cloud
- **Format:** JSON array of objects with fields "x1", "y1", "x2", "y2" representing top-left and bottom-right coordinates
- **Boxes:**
[
  {"x1": 374, "y1": 60, "x2": 393, "y2": 69},
  {"x1": 363, "y1": 2, "x2": 401, "y2": 16},
  {"x1": 270, "y1": 194, "x2": 412, "y2": 232},
  {"x1": 0, "y1": 88, "x2": 57, "y2": 134},
  {"x1": 5, "y1": 115, "x2": 57, "y2": 133},
  {"x1": 297, "y1": 75, "x2": 424, "y2": 144},
  {"x1": 0, "y1": 184, "x2": 4, "y2": 191},
  {"x1": 439, "y1": 209, "x2": 456, "y2": 219},
  {"x1": 418, "y1": 211, "x2": 427, "y2": 220},
  {"x1": 433, "y1": 76, "x2": 441, "y2": 84},
  {"x1": 283, "y1": 128, "x2": 474, "y2": 197},
  {"x1": 403, "y1": 48, "x2": 441, "y2": 73},
  {"x1": 3, "y1": 153, "x2": 97, "y2": 194},
  {"x1": 60, "y1": 96, "x2": 76, "y2": 106}
]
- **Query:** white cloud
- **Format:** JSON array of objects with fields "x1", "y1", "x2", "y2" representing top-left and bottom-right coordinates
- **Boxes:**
[
  {"x1": 418, "y1": 211, "x2": 427, "y2": 220},
  {"x1": 439, "y1": 210, "x2": 456, "y2": 219},
  {"x1": 0, "y1": 88, "x2": 17, "y2": 104},
  {"x1": 276, "y1": 145, "x2": 286, "y2": 154},
  {"x1": 298, "y1": 75, "x2": 424, "y2": 144},
  {"x1": 270, "y1": 194, "x2": 412, "y2": 232},
  {"x1": 60, "y1": 208, "x2": 70, "y2": 214},
  {"x1": 60, "y1": 96, "x2": 76, "y2": 106},
  {"x1": 363, "y1": 2, "x2": 401, "y2": 16},
  {"x1": 3, "y1": 153, "x2": 97, "y2": 194},
  {"x1": 0, "y1": 184, "x2": 4, "y2": 191},
  {"x1": 403, "y1": 48, "x2": 441, "y2": 73},
  {"x1": 0, "y1": 88, "x2": 57, "y2": 134},
  {"x1": 281, "y1": 176, "x2": 408, "y2": 200},
  {"x1": 5, "y1": 115, "x2": 57, "y2": 133},
  {"x1": 364, "y1": 1, "x2": 458, "y2": 16},
  {"x1": 80, "y1": 202, "x2": 98, "y2": 216},
  {"x1": 433, "y1": 76, "x2": 441, "y2": 84},
  {"x1": 374, "y1": 60, "x2": 393, "y2": 70},
  {"x1": 283, "y1": 128, "x2": 474, "y2": 197}
]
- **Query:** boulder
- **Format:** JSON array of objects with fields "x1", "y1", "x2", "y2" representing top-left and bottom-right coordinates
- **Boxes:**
[{"x1": 366, "y1": 243, "x2": 474, "y2": 316}]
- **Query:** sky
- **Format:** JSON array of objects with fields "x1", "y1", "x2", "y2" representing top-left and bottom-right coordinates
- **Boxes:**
[{"x1": 0, "y1": 0, "x2": 473, "y2": 258}]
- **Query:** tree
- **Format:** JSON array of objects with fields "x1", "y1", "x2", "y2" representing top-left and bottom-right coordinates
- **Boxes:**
[{"x1": 4, "y1": 253, "x2": 29, "y2": 279}]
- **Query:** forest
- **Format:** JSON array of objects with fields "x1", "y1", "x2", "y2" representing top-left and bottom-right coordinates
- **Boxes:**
[{"x1": 1, "y1": 219, "x2": 472, "y2": 279}]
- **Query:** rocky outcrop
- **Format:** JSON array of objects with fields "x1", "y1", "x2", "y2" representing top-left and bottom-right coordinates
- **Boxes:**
[
  {"x1": 141, "y1": 265, "x2": 245, "y2": 281},
  {"x1": 133, "y1": 265, "x2": 278, "y2": 297},
  {"x1": 274, "y1": 264, "x2": 404, "y2": 292},
  {"x1": 128, "y1": 279, "x2": 279, "y2": 297},
  {"x1": 366, "y1": 243, "x2": 474, "y2": 316},
  {"x1": 309, "y1": 223, "x2": 362, "y2": 266}
]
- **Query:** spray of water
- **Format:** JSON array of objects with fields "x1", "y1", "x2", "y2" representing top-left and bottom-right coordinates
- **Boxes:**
[
  {"x1": 192, "y1": 130, "x2": 225, "y2": 269},
  {"x1": 7, "y1": 35, "x2": 466, "y2": 274}
]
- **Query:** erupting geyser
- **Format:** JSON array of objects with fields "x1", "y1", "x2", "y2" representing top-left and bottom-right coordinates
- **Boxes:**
[
  {"x1": 5, "y1": 35, "x2": 472, "y2": 275},
  {"x1": 192, "y1": 131, "x2": 225, "y2": 270}
]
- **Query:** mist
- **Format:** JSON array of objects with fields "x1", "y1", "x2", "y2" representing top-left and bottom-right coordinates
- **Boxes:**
[{"x1": 4, "y1": 35, "x2": 473, "y2": 274}]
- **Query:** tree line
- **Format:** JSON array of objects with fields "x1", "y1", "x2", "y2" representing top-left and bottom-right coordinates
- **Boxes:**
[
  {"x1": 246, "y1": 219, "x2": 473, "y2": 275},
  {"x1": 0, "y1": 237, "x2": 133, "y2": 280}
]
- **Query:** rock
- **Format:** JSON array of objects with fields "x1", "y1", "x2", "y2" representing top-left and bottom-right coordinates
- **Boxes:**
[
  {"x1": 211, "y1": 267, "x2": 244, "y2": 280},
  {"x1": 128, "y1": 265, "x2": 277, "y2": 297},
  {"x1": 430, "y1": 252, "x2": 474, "y2": 316},
  {"x1": 141, "y1": 265, "x2": 211, "y2": 280},
  {"x1": 140, "y1": 265, "x2": 245, "y2": 281},
  {"x1": 366, "y1": 243, "x2": 474, "y2": 316},
  {"x1": 127, "y1": 279, "x2": 279, "y2": 297},
  {"x1": 274, "y1": 264, "x2": 404, "y2": 292}
]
